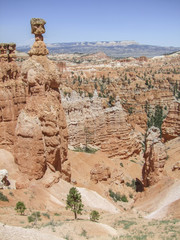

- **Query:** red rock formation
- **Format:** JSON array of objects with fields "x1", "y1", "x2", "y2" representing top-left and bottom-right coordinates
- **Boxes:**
[
  {"x1": 162, "y1": 101, "x2": 180, "y2": 142},
  {"x1": 0, "y1": 19, "x2": 70, "y2": 183},
  {"x1": 62, "y1": 91, "x2": 142, "y2": 160},
  {"x1": 90, "y1": 164, "x2": 111, "y2": 183},
  {"x1": 142, "y1": 127, "x2": 167, "y2": 187}
]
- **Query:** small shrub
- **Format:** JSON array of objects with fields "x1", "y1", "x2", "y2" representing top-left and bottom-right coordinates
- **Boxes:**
[
  {"x1": 28, "y1": 211, "x2": 41, "y2": 226},
  {"x1": 121, "y1": 194, "x2": 128, "y2": 202},
  {"x1": 130, "y1": 159, "x2": 136, "y2": 163},
  {"x1": 0, "y1": 192, "x2": 9, "y2": 202},
  {"x1": 15, "y1": 201, "x2": 26, "y2": 215},
  {"x1": 90, "y1": 210, "x2": 100, "y2": 222},
  {"x1": 120, "y1": 162, "x2": 124, "y2": 167}
]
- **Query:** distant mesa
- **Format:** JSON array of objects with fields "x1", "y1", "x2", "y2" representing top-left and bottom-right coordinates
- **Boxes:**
[{"x1": 17, "y1": 40, "x2": 180, "y2": 58}]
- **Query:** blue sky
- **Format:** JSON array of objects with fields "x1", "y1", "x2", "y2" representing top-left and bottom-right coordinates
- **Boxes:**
[{"x1": 0, "y1": 0, "x2": 180, "y2": 47}]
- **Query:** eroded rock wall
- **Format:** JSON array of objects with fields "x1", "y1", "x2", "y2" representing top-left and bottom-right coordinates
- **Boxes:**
[{"x1": 62, "y1": 91, "x2": 142, "y2": 160}]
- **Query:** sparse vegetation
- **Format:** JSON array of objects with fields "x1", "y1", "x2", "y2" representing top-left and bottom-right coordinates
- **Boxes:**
[
  {"x1": 73, "y1": 146, "x2": 97, "y2": 154},
  {"x1": 115, "y1": 219, "x2": 137, "y2": 229},
  {"x1": 126, "y1": 179, "x2": 136, "y2": 190},
  {"x1": 42, "y1": 212, "x2": 50, "y2": 219},
  {"x1": 28, "y1": 211, "x2": 41, "y2": 226},
  {"x1": 109, "y1": 189, "x2": 128, "y2": 202}
]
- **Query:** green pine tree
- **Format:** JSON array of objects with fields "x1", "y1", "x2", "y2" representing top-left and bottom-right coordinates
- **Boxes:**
[
  {"x1": 66, "y1": 187, "x2": 84, "y2": 219},
  {"x1": 15, "y1": 201, "x2": 26, "y2": 215}
]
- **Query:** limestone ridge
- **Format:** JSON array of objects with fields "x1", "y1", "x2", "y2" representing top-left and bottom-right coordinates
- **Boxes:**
[{"x1": 0, "y1": 18, "x2": 70, "y2": 186}]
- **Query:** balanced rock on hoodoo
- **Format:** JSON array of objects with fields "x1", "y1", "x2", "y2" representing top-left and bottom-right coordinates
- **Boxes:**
[
  {"x1": 142, "y1": 127, "x2": 167, "y2": 187},
  {"x1": 28, "y1": 18, "x2": 49, "y2": 56}
]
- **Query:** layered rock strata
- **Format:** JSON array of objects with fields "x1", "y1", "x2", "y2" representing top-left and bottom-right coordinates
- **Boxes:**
[
  {"x1": 0, "y1": 19, "x2": 70, "y2": 183},
  {"x1": 62, "y1": 91, "x2": 142, "y2": 160},
  {"x1": 162, "y1": 101, "x2": 180, "y2": 142},
  {"x1": 142, "y1": 127, "x2": 167, "y2": 187}
]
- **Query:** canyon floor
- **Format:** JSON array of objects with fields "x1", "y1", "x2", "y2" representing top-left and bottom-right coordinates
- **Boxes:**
[{"x1": 0, "y1": 139, "x2": 180, "y2": 240}]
